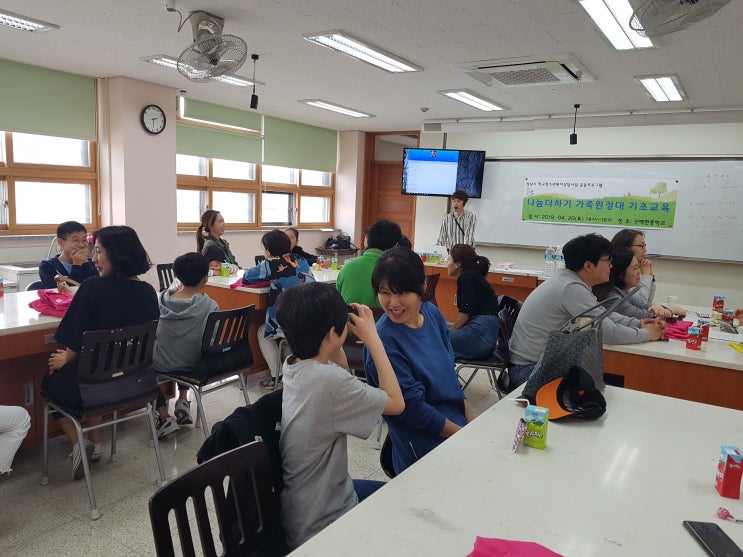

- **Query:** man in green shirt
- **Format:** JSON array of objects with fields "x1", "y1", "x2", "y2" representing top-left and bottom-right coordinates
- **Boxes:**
[{"x1": 336, "y1": 220, "x2": 402, "y2": 307}]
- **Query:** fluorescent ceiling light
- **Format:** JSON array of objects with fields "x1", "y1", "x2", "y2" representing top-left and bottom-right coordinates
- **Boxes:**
[
  {"x1": 299, "y1": 100, "x2": 374, "y2": 118},
  {"x1": 579, "y1": 0, "x2": 653, "y2": 50},
  {"x1": 439, "y1": 90, "x2": 505, "y2": 111},
  {"x1": 636, "y1": 75, "x2": 685, "y2": 102},
  {"x1": 142, "y1": 55, "x2": 261, "y2": 87},
  {"x1": 0, "y1": 9, "x2": 58, "y2": 32},
  {"x1": 303, "y1": 30, "x2": 421, "y2": 73}
]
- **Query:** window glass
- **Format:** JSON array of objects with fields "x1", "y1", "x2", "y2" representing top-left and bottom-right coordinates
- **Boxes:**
[
  {"x1": 299, "y1": 196, "x2": 330, "y2": 223},
  {"x1": 15, "y1": 181, "x2": 91, "y2": 224},
  {"x1": 12, "y1": 133, "x2": 90, "y2": 166},
  {"x1": 176, "y1": 154, "x2": 207, "y2": 176},
  {"x1": 261, "y1": 192, "x2": 293, "y2": 225},
  {"x1": 213, "y1": 191, "x2": 255, "y2": 224},
  {"x1": 301, "y1": 169, "x2": 332, "y2": 187},
  {"x1": 212, "y1": 158, "x2": 256, "y2": 180},
  {"x1": 176, "y1": 189, "x2": 206, "y2": 223},
  {"x1": 262, "y1": 165, "x2": 296, "y2": 185}
]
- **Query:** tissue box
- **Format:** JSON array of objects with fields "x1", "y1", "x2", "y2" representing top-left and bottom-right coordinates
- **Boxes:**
[
  {"x1": 524, "y1": 405, "x2": 548, "y2": 450},
  {"x1": 715, "y1": 445, "x2": 743, "y2": 499}
]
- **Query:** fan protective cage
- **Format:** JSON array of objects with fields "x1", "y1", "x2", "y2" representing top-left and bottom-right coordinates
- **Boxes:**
[
  {"x1": 177, "y1": 34, "x2": 248, "y2": 82},
  {"x1": 629, "y1": 0, "x2": 732, "y2": 38}
]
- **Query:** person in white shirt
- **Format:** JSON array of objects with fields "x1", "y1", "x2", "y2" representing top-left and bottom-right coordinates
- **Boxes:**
[
  {"x1": 0, "y1": 406, "x2": 31, "y2": 474},
  {"x1": 437, "y1": 190, "x2": 476, "y2": 250}
]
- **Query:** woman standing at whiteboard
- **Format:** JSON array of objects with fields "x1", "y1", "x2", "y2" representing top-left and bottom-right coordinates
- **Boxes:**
[{"x1": 611, "y1": 229, "x2": 655, "y2": 305}]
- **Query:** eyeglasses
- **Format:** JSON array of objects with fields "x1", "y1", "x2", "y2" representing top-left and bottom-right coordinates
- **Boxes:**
[
  {"x1": 598, "y1": 256, "x2": 613, "y2": 264},
  {"x1": 631, "y1": 243, "x2": 647, "y2": 248}
]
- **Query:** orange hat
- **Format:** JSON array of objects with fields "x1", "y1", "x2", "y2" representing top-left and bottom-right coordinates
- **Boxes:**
[{"x1": 535, "y1": 366, "x2": 606, "y2": 421}]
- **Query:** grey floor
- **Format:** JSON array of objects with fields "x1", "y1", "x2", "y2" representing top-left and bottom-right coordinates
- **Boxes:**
[{"x1": 0, "y1": 369, "x2": 501, "y2": 556}]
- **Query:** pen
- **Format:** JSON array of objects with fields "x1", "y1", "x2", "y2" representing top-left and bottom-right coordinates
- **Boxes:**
[
  {"x1": 660, "y1": 338, "x2": 669, "y2": 341},
  {"x1": 646, "y1": 253, "x2": 662, "y2": 258}
]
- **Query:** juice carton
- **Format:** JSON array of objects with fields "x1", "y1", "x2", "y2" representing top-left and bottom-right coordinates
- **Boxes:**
[
  {"x1": 524, "y1": 405, "x2": 548, "y2": 450},
  {"x1": 715, "y1": 445, "x2": 743, "y2": 499},
  {"x1": 713, "y1": 295, "x2": 725, "y2": 312},
  {"x1": 697, "y1": 319, "x2": 710, "y2": 341},
  {"x1": 722, "y1": 310, "x2": 735, "y2": 324},
  {"x1": 686, "y1": 326, "x2": 702, "y2": 350}
]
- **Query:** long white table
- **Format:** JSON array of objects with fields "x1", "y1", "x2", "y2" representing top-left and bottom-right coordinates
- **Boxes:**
[{"x1": 290, "y1": 388, "x2": 743, "y2": 556}]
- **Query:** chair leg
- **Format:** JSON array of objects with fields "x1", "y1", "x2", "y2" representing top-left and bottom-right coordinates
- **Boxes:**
[
  {"x1": 70, "y1": 419, "x2": 100, "y2": 520},
  {"x1": 146, "y1": 402, "x2": 166, "y2": 486},
  {"x1": 238, "y1": 374, "x2": 251, "y2": 406},
  {"x1": 41, "y1": 403, "x2": 50, "y2": 485},
  {"x1": 110, "y1": 411, "x2": 118, "y2": 461},
  {"x1": 191, "y1": 386, "x2": 209, "y2": 438},
  {"x1": 459, "y1": 367, "x2": 479, "y2": 391}
]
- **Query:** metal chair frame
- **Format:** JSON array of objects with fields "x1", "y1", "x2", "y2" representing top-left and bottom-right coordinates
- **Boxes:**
[{"x1": 41, "y1": 320, "x2": 166, "y2": 520}]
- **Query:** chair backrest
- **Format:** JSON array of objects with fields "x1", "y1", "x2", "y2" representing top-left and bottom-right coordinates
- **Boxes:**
[
  {"x1": 255, "y1": 255, "x2": 266, "y2": 266},
  {"x1": 200, "y1": 305, "x2": 255, "y2": 382},
  {"x1": 149, "y1": 440, "x2": 283, "y2": 557},
  {"x1": 422, "y1": 274, "x2": 440, "y2": 306},
  {"x1": 156, "y1": 263, "x2": 174, "y2": 292},
  {"x1": 26, "y1": 280, "x2": 44, "y2": 291},
  {"x1": 344, "y1": 307, "x2": 385, "y2": 372},
  {"x1": 76, "y1": 321, "x2": 159, "y2": 416},
  {"x1": 494, "y1": 299, "x2": 522, "y2": 365}
]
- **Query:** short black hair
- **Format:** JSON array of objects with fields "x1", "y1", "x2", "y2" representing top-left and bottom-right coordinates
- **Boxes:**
[
  {"x1": 562, "y1": 233, "x2": 612, "y2": 271},
  {"x1": 611, "y1": 228, "x2": 644, "y2": 251},
  {"x1": 262, "y1": 230, "x2": 291, "y2": 257},
  {"x1": 94, "y1": 226, "x2": 152, "y2": 278},
  {"x1": 397, "y1": 236, "x2": 412, "y2": 249},
  {"x1": 366, "y1": 219, "x2": 402, "y2": 251},
  {"x1": 57, "y1": 221, "x2": 87, "y2": 239},
  {"x1": 452, "y1": 190, "x2": 469, "y2": 205},
  {"x1": 608, "y1": 249, "x2": 635, "y2": 290},
  {"x1": 275, "y1": 282, "x2": 347, "y2": 359},
  {"x1": 372, "y1": 247, "x2": 425, "y2": 297},
  {"x1": 173, "y1": 252, "x2": 210, "y2": 287}
]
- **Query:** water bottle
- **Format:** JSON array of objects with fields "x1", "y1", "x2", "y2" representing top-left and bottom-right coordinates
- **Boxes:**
[
  {"x1": 555, "y1": 245, "x2": 565, "y2": 271},
  {"x1": 543, "y1": 246, "x2": 555, "y2": 278}
]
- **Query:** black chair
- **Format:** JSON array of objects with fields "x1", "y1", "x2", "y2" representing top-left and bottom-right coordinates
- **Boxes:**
[
  {"x1": 455, "y1": 296, "x2": 522, "y2": 396},
  {"x1": 41, "y1": 321, "x2": 165, "y2": 520},
  {"x1": 149, "y1": 440, "x2": 284, "y2": 557},
  {"x1": 157, "y1": 305, "x2": 255, "y2": 437},
  {"x1": 156, "y1": 263, "x2": 174, "y2": 292},
  {"x1": 379, "y1": 433, "x2": 396, "y2": 479},
  {"x1": 422, "y1": 273, "x2": 440, "y2": 306},
  {"x1": 26, "y1": 280, "x2": 44, "y2": 291}
]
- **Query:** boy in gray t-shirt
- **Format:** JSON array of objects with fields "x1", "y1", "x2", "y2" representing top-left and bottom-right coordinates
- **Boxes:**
[{"x1": 275, "y1": 282, "x2": 405, "y2": 551}]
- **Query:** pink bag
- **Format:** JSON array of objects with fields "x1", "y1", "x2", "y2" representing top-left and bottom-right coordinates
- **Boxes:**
[
  {"x1": 664, "y1": 319, "x2": 694, "y2": 341},
  {"x1": 28, "y1": 289, "x2": 74, "y2": 317}
]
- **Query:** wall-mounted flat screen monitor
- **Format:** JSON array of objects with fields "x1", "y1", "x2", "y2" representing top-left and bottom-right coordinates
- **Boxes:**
[{"x1": 401, "y1": 148, "x2": 485, "y2": 198}]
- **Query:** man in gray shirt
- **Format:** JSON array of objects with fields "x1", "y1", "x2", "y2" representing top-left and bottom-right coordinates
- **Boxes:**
[{"x1": 508, "y1": 233, "x2": 665, "y2": 388}]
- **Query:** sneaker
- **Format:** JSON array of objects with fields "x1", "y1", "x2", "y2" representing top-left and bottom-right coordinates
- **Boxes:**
[
  {"x1": 85, "y1": 439, "x2": 103, "y2": 462},
  {"x1": 174, "y1": 399, "x2": 193, "y2": 426},
  {"x1": 260, "y1": 376, "x2": 281, "y2": 390},
  {"x1": 156, "y1": 416, "x2": 179, "y2": 438},
  {"x1": 70, "y1": 442, "x2": 93, "y2": 481}
]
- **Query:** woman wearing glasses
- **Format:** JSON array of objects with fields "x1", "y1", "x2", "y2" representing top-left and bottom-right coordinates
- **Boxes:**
[{"x1": 611, "y1": 229, "x2": 655, "y2": 305}]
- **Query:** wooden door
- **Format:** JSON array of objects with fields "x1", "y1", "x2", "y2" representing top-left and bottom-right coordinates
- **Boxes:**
[{"x1": 363, "y1": 161, "x2": 416, "y2": 243}]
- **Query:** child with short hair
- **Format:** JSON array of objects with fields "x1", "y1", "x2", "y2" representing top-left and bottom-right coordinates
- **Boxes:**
[
  {"x1": 38, "y1": 221, "x2": 98, "y2": 289},
  {"x1": 152, "y1": 252, "x2": 218, "y2": 436},
  {"x1": 276, "y1": 282, "x2": 404, "y2": 550}
]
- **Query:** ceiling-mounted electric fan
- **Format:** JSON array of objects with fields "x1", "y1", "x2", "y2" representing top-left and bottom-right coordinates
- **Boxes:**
[
  {"x1": 177, "y1": 11, "x2": 247, "y2": 82},
  {"x1": 629, "y1": 0, "x2": 733, "y2": 38}
]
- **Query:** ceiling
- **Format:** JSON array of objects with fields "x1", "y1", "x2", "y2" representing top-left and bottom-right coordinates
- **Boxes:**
[{"x1": 1, "y1": 0, "x2": 742, "y2": 133}]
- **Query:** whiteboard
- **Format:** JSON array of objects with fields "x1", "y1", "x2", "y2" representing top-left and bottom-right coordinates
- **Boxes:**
[{"x1": 468, "y1": 159, "x2": 743, "y2": 262}]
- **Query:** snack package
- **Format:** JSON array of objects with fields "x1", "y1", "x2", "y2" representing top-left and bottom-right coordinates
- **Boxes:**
[
  {"x1": 524, "y1": 405, "x2": 548, "y2": 450},
  {"x1": 715, "y1": 445, "x2": 742, "y2": 499}
]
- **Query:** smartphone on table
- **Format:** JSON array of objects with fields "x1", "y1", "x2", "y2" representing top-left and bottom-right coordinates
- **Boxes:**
[{"x1": 683, "y1": 521, "x2": 743, "y2": 556}]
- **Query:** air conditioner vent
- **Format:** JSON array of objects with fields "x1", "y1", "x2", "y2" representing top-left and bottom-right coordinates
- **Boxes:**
[{"x1": 461, "y1": 55, "x2": 594, "y2": 88}]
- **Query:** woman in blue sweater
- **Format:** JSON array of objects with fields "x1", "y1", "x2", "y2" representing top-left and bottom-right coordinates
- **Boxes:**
[{"x1": 364, "y1": 248, "x2": 472, "y2": 474}]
